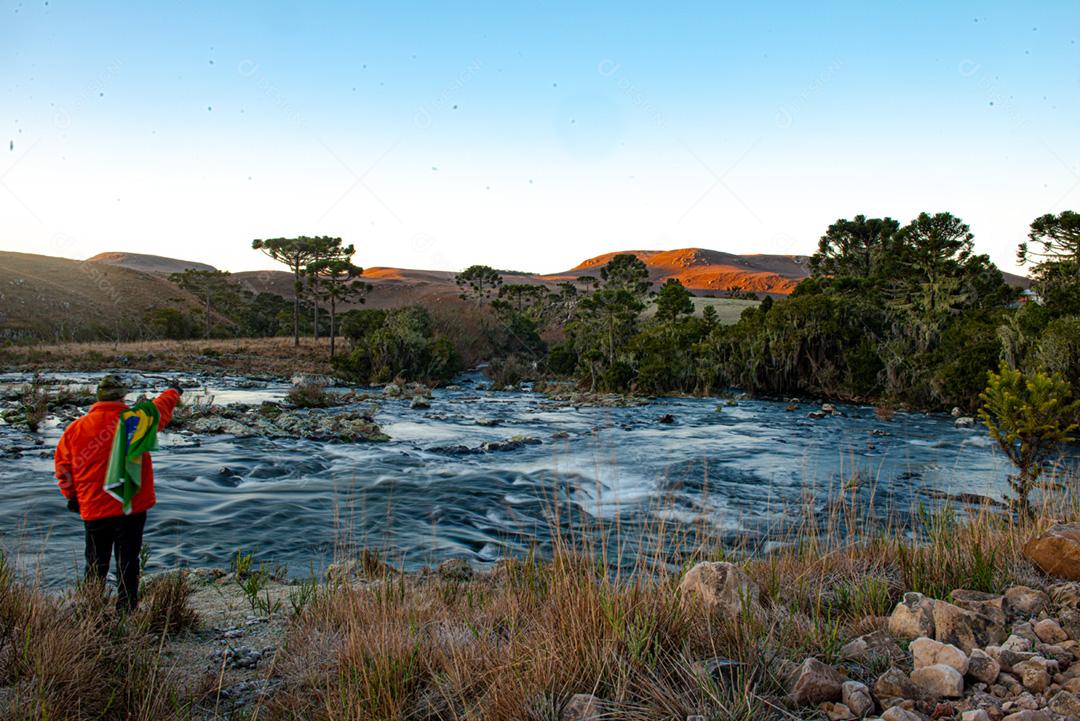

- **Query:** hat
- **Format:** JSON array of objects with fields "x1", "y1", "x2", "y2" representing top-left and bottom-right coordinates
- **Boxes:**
[{"x1": 96, "y1": 374, "x2": 129, "y2": 402}]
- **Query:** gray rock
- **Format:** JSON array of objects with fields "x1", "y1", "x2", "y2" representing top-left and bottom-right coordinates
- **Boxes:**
[
  {"x1": 932, "y1": 600, "x2": 1006, "y2": 654},
  {"x1": 986, "y1": 644, "x2": 1036, "y2": 672},
  {"x1": 910, "y1": 663, "x2": 964, "y2": 698},
  {"x1": 560, "y1": 693, "x2": 602, "y2": 721},
  {"x1": 881, "y1": 708, "x2": 924, "y2": 721},
  {"x1": 789, "y1": 657, "x2": 844, "y2": 706},
  {"x1": 1000, "y1": 711, "x2": 1051, "y2": 721},
  {"x1": 841, "y1": 680, "x2": 874, "y2": 717},
  {"x1": 967, "y1": 648, "x2": 1001, "y2": 685},
  {"x1": 1003, "y1": 586, "x2": 1050, "y2": 616},
  {"x1": 1033, "y1": 618, "x2": 1068, "y2": 644},
  {"x1": 889, "y1": 592, "x2": 936, "y2": 639},
  {"x1": 910, "y1": 637, "x2": 969, "y2": 674},
  {"x1": 679, "y1": 561, "x2": 761, "y2": 619},
  {"x1": 1048, "y1": 689, "x2": 1080, "y2": 717},
  {"x1": 1012, "y1": 657, "x2": 1053, "y2": 693},
  {"x1": 841, "y1": 630, "x2": 903, "y2": 665}
]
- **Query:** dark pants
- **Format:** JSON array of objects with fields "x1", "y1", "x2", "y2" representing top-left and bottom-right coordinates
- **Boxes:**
[{"x1": 84, "y1": 511, "x2": 147, "y2": 611}]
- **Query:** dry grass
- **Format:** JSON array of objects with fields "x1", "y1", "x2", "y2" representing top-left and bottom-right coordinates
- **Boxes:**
[
  {"x1": 0, "y1": 559, "x2": 197, "y2": 720},
  {"x1": 0, "y1": 337, "x2": 334, "y2": 377},
  {"x1": 264, "y1": 473, "x2": 1079, "y2": 721}
]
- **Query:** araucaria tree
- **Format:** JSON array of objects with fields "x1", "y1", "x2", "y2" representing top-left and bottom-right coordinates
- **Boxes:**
[
  {"x1": 455, "y1": 265, "x2": 503, "y2": 303},
  {"x1": 1019, "y1": 211, "x2": 1080, "y2": 315},
  {"x1": 308, "y1": 256, "x2": 369, "y2": 357},
  {"x1": 809, "y1": 214, "x2": 899, "y2": 279},
  {"x1": 569, "y1": 254, "x2": 650, "y2": 391},
  {"x1": 655, "y1": 278, "x2": 694, "y2": 323},
  {"x1": 978, "y1": 363, "x2": 1080, "y2": 515},
  {"x1": 251, "y1": 236, "x2": 328, "y2": 346}
]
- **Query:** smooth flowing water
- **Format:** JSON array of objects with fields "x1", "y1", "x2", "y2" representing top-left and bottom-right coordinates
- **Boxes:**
[{"x1": 0, "y1": 370, "x2": 1063, "y2": 585}]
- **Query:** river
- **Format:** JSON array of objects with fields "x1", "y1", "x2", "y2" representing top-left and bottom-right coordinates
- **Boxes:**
[{"x1": 0, "y1": 370, "x2": 1066, "y2": 586}]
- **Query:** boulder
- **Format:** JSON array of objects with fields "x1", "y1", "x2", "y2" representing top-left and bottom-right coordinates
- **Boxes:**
[
  {"x1": 985, "y1": 645, "x2": 1036, "y2": 673},
  {"x1": 1048, "y1": 581, "x2": 1080, "y2": 609},
  {"x1": 1011, "y1": 657, "x2": 1053, "y2": 693},
  {"x1": 841, "y1": 680, "x2": 874, "y2": 717},
  {"x1": 409, "y1": 396, "x2": 431, "y2": 409},
  {"x1": 1001, "y1": 712, "x2": 1051, "y2": 721},
  {"x1": 1003, "y1": 632, "x2": 1035, "y2": 651},
  {"x1": 889, "y1": 592, "x2": 937, "y2": 639},
  {"x1": 790, "y1": 657, "x2": 844, "y2": 706},
  {"x1": 960, "y1": 711, "x2": 990, "y2": 721},
  {"x1": 560, "y1": 693, "x2": 602, "y2": 721},
  {"x1": 967, "y1": 648, "x2": 1001, "y2": 685},
  {"x1": 1032, "y1": 618, "x2": 1068, "y2": 644},
  {"x1": 1004, "y1": 586, "x2": 1051, "y2": 617},
  {"x1": 932, "y1": 600, "x2": 1005, "y2": 653},
  {"x1": 819, "y1": 702, "x2": 855, "y2": 720},
  {"x1": 955, "y1": 416, "x2": 976, "y2": 428},
  {"x1": 1048, "y1": 689, "x2": 1080, "y2": 717},
  {"x1": 910, "y1": 664, "x2": 964, "y2": 698},
  {"x1": 875, "y1": 668, "x2": 923, "y2": 702},
  {"x1": 841, "y1": 631, "x2": 903, "y2": 665},
  {"x1": 910, "y1": 637, "x2": 969, "y2": 674},
  {"x1": 951, "y1": 589, "x2": 1007, "y2": 627},
  {"x1": 679, "y1": 562, "x2": 760, "y2": 619},
  {"x1": 1023, "y1": 523, "x2": 1080, "y2": 581},
  {"x1": 881, "y1": 708, "x2": 924, "y2": 721}
]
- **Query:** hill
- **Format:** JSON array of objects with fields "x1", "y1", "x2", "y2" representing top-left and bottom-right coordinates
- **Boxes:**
[
  {"x1": 546, "y1": 248, "x2": 811, "y2": 294},
  {"x1": 1, "y1": 247, "x2": 1029, "y2": 343},
  {"x1": 231, "y1": 247, "x2": 823, "y2": 306},
  {"x1": 88, "y1": 252, "x2": 217, "y2": 275},
  {"x1": 0, "y1": 251, "x2": 215, "y2": 343}
]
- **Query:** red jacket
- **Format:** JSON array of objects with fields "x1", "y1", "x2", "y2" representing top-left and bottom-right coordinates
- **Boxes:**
[{"x1": 54, "y1": 389, "x2": 181, "y2": 521}]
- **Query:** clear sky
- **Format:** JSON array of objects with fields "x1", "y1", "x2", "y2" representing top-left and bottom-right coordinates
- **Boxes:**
[{"x1": 2, "y1": 1, "x2": 1078, "y2": 274}]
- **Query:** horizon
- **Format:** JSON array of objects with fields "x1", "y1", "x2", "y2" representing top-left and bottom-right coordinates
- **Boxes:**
[{"x1": 3, "y1": 2, "x2": 1079, "y2": 275}]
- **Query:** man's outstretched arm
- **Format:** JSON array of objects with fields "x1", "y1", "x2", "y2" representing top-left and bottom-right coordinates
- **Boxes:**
[{"x1": 153, "y1": 386, "x2": 183, "y2": 429}]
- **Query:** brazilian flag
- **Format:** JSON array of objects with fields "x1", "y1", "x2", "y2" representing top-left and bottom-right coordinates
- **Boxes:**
[{"x1": 103, "y1": 401, "x2": 160, "y2": 513}]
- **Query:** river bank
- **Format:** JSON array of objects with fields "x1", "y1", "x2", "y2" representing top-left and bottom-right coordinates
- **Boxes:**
[{"x1": 6, "y1": 501, "x2": 1080, "y2": 721}]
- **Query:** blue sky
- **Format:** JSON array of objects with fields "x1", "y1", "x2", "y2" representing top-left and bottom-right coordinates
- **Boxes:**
[{"x1": 2, "y1": 1, "x2": 1078, "y2": 274}]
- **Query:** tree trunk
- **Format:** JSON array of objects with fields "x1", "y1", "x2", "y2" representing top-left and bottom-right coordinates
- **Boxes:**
[
  {"x1": 292, "y1": 262, "x2": 300, "y2": 347},
  {"x1": 329, "y1": 297, "x2": 337, "y2": 357}
]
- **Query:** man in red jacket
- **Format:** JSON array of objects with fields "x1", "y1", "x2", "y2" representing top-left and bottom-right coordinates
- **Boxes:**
[{"x1": 54, "y1": 375, "x2": 182, "y2": 611}]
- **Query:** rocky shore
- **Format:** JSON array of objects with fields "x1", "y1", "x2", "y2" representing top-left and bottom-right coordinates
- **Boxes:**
[{"x1": 741, "y1": 522, "x2": 1080, "y2": 721}]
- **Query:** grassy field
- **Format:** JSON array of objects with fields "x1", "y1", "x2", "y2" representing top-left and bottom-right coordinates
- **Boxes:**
[
  {"x1": 641, "y1": 297, "x2": 759, "y2": 324},
  {"x1": 0, "y1": 336, "x2": 335, "y2": 376}
]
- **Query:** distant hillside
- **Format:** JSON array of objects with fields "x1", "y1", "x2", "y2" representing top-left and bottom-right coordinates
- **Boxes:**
[
  {"x1": 231, "y1": 266, "x2": 464, "y2": 310},
  {"x1": 0, "y1": 251, "x2": 214, "y2": 342},
  {"x1": 232, "y1": 248, "x2": 821, "y2": 304},
  {"x1": 88, "y1": 252, "x2": 216, "y2": 275},
  {"x1": 546, "y1": 248, "x2": 812, "y2": 295},
  {"x1": 1, "y1": 247, "x2": 1029, "y2": 343}
]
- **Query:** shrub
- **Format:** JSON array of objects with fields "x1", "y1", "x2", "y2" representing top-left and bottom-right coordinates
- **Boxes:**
[
  {"x1": 134, "y1": 571, "x2": 198, "y2": 635},
  {"x1": 286, "y1": 382, "x2": 335, "y2": 408},
  {"x1": 332, "y1": 306, "x2": 462, "y2": 385},
  {"x1": 978, "y1": 363, "x2": 1080, "y2": 513}
]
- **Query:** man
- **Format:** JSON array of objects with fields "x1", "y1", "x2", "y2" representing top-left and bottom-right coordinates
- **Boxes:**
[{"x1": 54, "y1": 375, "x2": 182, "y2": 611}]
